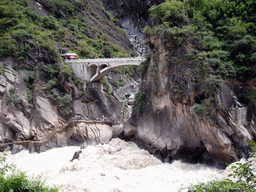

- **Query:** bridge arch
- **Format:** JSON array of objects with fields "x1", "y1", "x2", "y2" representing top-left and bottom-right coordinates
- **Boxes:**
[
  {"x1": 99, "y1": 64, "x2": 108, "y2": 71},
  {"x1": 66, "y1": 57, "x2": 145, "y2": 81},
  {"x1": 91, "y1": 63, "x2": 139, "y2": 82},
  {"x1": 89, "y1": 64, "x2": 98, "y2": 78}
]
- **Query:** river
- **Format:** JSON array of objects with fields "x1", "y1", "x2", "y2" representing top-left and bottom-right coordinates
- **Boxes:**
[{"x1": 4, "y1": 138, "x2": 225, "y2": 192}]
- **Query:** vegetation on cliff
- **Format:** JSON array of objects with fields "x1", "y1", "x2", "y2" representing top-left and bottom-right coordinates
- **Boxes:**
[
  {"x1": 146, "y1": 0, "x2": 256, "y2": 80},
  {"x1": 142, "y1": 0, "x2": 256, "y2": 116},
  {"x1": 0, "y1": 0, "x2": 132, "y2": 61},
  {"x1": 0, "y1": 0, "x2": 134, "y2": 118}
]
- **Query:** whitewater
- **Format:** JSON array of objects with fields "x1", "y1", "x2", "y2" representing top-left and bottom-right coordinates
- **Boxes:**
[{"x1": 3, "y1": 138, "x2": 225, "y2": 192}]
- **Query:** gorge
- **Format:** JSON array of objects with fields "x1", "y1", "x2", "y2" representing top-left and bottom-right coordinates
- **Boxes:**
[{"x1": 0, "y1": 0, "x2": 256, "y2": 191}]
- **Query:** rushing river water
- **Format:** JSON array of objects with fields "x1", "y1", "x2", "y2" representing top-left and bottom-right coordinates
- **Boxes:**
[{"x1": 4, "y1": 138, "x2": 225, "y2": 192}]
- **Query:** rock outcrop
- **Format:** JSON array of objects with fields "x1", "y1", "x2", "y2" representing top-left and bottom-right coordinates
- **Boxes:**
[
  {"x1": 102, "y1": 0, "x2": 165, "y2": 56},
  {"x1": 124, "y1": 35, "x2": 256, "y2": 168},
  {"x1": 0, "y1": 59, "x2": 129, "y2": 154}
]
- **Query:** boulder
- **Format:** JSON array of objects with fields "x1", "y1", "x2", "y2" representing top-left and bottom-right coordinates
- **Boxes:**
[
  {"x1": 67, "y1": 123, "x2": 113, "y2": 145},
  {"x1": 1, "y1": 110, "x2": 31, "y2": 140}
]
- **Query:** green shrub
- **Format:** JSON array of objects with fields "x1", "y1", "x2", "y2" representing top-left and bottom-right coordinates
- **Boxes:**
[
  {"x1": 149, "y1": 0, "x2": 188, "y2": 27},
  {"x1": 0, "y1": 153, "x2": 58, "y2": 192},
  {"x1": 100, "y1": 76, "x2": 110, "y2": 93},
  {"x1": 118, "y1": 79, "x2": 125, "y2": 87},
  {"x1": 188, "y1": 141, "x2": 256, "y2": 192},
  {"x1": 49, "y1": 90, "x2": 72, "y2": 115},
  {"x1": 60, "y1": 64, "x2": 74, "y2": 81},
  {"x1": 67, "y1": 24, "x2": 78, "y2": 32},
  {"x1": 42, "y1": 16, "x2": 59, "y2": 30},
  {"x1": 6, "y1": 88, "x2": 24, "y2": 111},
  {"x1": 248, "y1": 91, "x2": 256, "y2": 105},
  {"x1": 0, "y1": 37, "x2": 18, "y2": 59},
  {"x1": 24, "y1": 7, "x2": 41, "y2": 22},
  {"x1": 13, "y1": 29, "x2": 32, "y2": 42},
  {"x1": 43, "y1": 65, "x2": 58, "y2": 80},
  {"x1": 43, "y1": 78, "x2": 58, "y2": 90},
  {"x1": 135, "y1": 91, "x2": 146, "y2": 113}
]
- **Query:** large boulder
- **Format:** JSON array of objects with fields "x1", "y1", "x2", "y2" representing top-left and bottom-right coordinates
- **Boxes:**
[{"x1": 67, "y1": 122, "x2": 113, "y2": 145}]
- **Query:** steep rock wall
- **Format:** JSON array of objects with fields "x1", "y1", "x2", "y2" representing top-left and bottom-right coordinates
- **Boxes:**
[
  {"x1": 0, "y1": 60, "x2": 124, "y2": 154},
  {"x1": 125, "y1": 35, "x2": 256, "y2": 167}
]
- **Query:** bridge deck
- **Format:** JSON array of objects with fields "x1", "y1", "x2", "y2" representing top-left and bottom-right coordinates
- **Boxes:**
[
  {"x1": 65, "y1": 56, "x2": 145, "y2": 81},
  {"x1": 65, "y1": 57, "x2": 144, "y2": 63}
]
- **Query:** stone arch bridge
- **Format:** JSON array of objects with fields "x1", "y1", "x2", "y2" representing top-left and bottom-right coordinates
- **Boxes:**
[{"x1": 66, "y1": 57, "x2": 144, "y2": 82}]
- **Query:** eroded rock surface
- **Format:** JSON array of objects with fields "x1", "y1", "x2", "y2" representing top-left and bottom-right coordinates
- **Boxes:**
[
  {"x1": 0, "y1": 61, "x2": 125, "y2": 154},
  {"x1": 124, "y1": 35, "x2": 256, "y2": 167}
]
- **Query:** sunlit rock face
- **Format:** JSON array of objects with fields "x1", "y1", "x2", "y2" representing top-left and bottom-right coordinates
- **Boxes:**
[
  {"x1": 124, "y1": 34, "x2": 256, "y2": 168},
  {"x1": 0, "y1": 60, "x2": 126, "y2": 153}
]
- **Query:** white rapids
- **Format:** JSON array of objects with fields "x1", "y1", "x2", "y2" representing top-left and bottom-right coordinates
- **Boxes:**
[{"x1": 3, "y1": 138, "x2": 225, "y2": 192}]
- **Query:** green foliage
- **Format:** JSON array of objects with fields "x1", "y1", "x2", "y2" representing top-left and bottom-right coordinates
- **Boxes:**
[
  {"x1": 0, "y1": 153, "x2": 13, "y2": 176},
  {"x1": 138, "y1": 54, "x2": 150, "y2": 79},
  {"x1": 6, "y1": 88, "x2": 24, "y2": 111},
  {"x1": 43, "y1": 78, "x2": 58, "y2": 90},
  {"x1": 229, "y1": 161, "x2": 255, "y2": 184},
  {"x1": 188, "y1": 157, "x2": 256, "y2": 191},
  {"x1": 42, "y1": 16, "x2": 59, "y2": 30},
  {"x1": 73, "y1": 77, "x2": 84, "y2": 86},
  {"x1": 0, "y1": 0, "x2": 131, "y2": 63},
  {"x1": 13, "y1": 29, "x2": 32, "y2": 42},
  {"x1": 204, "y1": 75, "x2": 221, "y2": 97},
  {"x1": 43, "y1": 64, "x2": 58, "y2": 80},
  {"x1": 21, "y1": 70, "x2": 36, "y2": 105},
  {"x1": 56, "y1": 93, "x2": 72, "y2": 114},
  {"x1": 248, "y1": 91, "x2": 256, "y2": 105},
  {"x1": 48, "y1": 89, "x2": 72, "y2": 115},
  {"x1": 115, "y1": 66, "x2": 133, "y2": 78},
  {"x1": 44, "y1": 0, "x2": 76, "y2": 18},
  {"x1": 150, "y1": 0, "x2": 188, "y2": 27},
  {"x1": 60, "y1": 64, "x2": 74, "y2": 81},
  {"x1": 0, "y1": 66, "x2": 4, "y2": 76},
  {"x1": 188, "y1": 142, "x2": 256, "y2": 191},
  {"x1": 148, "y1": 0, "x2": 256, "y2": 81},
  {"x1": 0, "y1": 37, "x2": 19, "y2": 59},
  {"x1": 0, "y1": 153, "x2": 58, "y2": 192},
  {"x1": 191, "y1": 103, "x2": 208, "y2": 115},
  {"x1": 100, "y1": 76, "x2": 110, "y2": 93},
  {"x1": 118, "y1": 79, "x2": 125, "y2": 87},
  {"x1": 188, "y1": 179, "x2": 255, "y2": 192},
  {"x1": 135, "y1": 91, "x2": 146, "y2": 113}
]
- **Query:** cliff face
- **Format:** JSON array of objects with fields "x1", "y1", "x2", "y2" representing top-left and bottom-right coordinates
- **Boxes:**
[
  {"x1": 0, "y1": 58, "x2": 132, "y2": 153},
  {"x1": 0, "y1": 0, "x2": 137, "y2": 153},
  {"x1": 102, "y1": 0, "x2": 164, "y2": 26},
  {"x1": 124, "y1": 34, "x2": 256, "y2": 167},
  {"x1": 102, "y1": 0, "x2": 165, "y2": 54}
]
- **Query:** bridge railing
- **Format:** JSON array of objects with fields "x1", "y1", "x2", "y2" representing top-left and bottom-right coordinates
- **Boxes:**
[{"x1": 65, "y1": 56, "x2": 145, "y2": 63}]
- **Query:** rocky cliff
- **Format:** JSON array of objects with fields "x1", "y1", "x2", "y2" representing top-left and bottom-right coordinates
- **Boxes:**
[
  {"x1": 0, "y1": 57, "x2": 136, "y2": 153},
  {"x1": 124, "y1": 33, "x2": 256, "y2": 168},
  {"x1": 102, "y1": 0, "x2": 165, "y2": 55},
  {"x1": 1, "y1": 0, "x2": 256, "y2": 169},
  {"x1": 0, "y1": 0, "x2": 138, "y2": 154}
]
